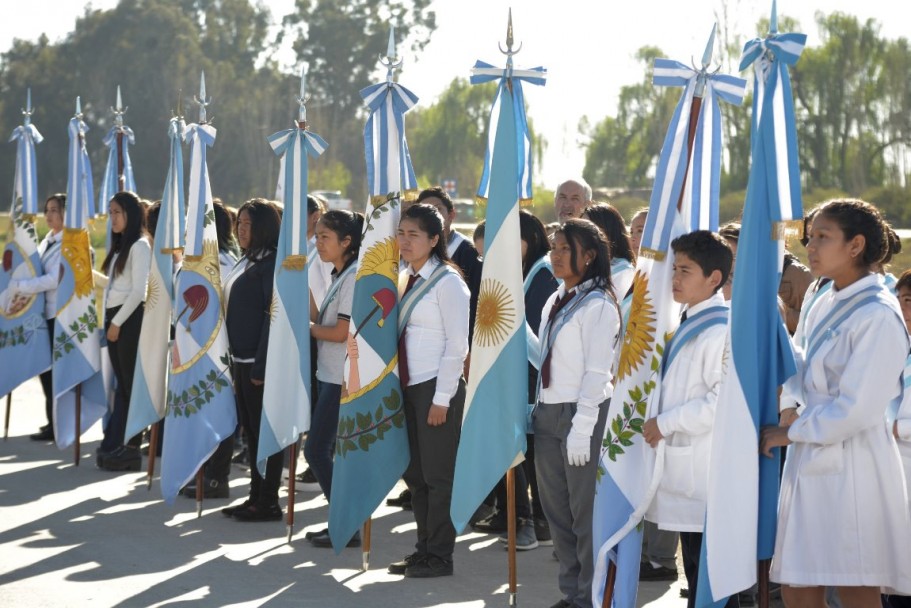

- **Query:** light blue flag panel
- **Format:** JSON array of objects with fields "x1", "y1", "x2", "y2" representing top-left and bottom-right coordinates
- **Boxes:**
[{"x1": 97, "y1": 125, "x2": 136, "y2": 216}]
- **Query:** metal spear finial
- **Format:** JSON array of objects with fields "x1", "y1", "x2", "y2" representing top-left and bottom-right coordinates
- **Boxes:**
[
  {"x1": 22, "y1": 88, "x2": 33, "y2": 126},
  {"x1": 194, "y1": 70, "x2": 212, "y2": 124},
  {"x1": 498, "y1": 9, "x2": 522, "y2": 89},
  {"x1": 75, "y1": 96, "x2": 83, "y2": 119},
  {"x1": 769, "y1": 0, "x2": 778, "y2": 34},
  {"x1": 379, "y1": 25, "x2": 403, "y2": 85},
  {"x1": 694, "y1": 23, "x2": 720, "y2": 98},
  {"x1": 111, "y1": 85, "x2": 127, "y2": 128},
  {"x1": 296, "y1": 65, "x2": 310, "y2": 124}
]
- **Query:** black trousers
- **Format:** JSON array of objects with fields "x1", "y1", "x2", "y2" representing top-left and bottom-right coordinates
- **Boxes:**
[
  {"x1": 680, "y1": 532, "x2": 740, "y2": 608},
  {"x1": 38, "y1": 319, "x2": 55, "y2": 427},
  {"x1": 234, "y1": 362, "x2": 282, "y2": 505},
  {"x1": 102, "y1": 305, "x2": 143, "y2": 450},
  {"x1": 403, "y1": 377, "x2": 465, "y2": 561}
]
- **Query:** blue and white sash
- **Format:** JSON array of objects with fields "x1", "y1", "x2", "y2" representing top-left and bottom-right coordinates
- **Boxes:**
[
  {"x1": 523, "y1": 255, "x2": 553, "y2": 294},
  {"x1": 661, "y1": 305, "x2": 729, "y2": 376},
  {"x1": 317, "y1": 262, "x2": 357, "y2": 323},
  {"x1": 611, "y1": 257, "x2": 634, "y2": 278},
  {"x1": 804, "y1": 284, "x2": 883, "y2": 362},
  {"x1": 397, "y1": 264, "x2": 456, "y2": 337}
]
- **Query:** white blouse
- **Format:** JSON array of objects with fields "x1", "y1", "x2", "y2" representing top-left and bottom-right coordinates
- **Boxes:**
[{"x1": 104, "y1": 236, "x2": 151, "y2": 326}]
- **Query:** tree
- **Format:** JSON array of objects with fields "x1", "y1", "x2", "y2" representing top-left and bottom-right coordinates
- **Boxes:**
[{"x1": 282, "y1": 0, "x2": 437, "y2": 199}]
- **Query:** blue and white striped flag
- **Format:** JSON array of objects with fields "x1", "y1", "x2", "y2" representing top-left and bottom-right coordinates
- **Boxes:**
[
  {"x1": 125, "y1": 117, "x2": 185, "y2": 441},
  {"x1": 470, "y1": 60, "x2": 545, "y2": 205},
  {"x1": 257, "y1": 122, "x2": 327, "y2": 474},
  {"x1": 52, "y1": 105, "x2": 106, "y2": 449},
  {"x1": 592, "y1": 50, "x2": 743, "y2": 608},
  {"x1": 696, "y1": 21, "x2": 805, "y2": 608},
  {"x1": 328, "y1": 79, "x2": 418, "y2": 552},
  {"x1": 1, "y1": 111, "x2": 51, "y2": 397},
  {"x1": 97, "y1": 125, "x2": 136, "y2": 215},
  {"x1": 160, "y1": 120, "x2": 236, "y2": 503},
  {"x1": 450, "y1": 61, "x2": 542, "y2": 532}
]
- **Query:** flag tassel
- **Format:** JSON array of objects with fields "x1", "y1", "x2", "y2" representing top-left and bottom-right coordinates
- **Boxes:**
[
  {"x1": 506, "y1": 467, "x2": 518, "y2": 606},
  {"x1": 74, "y1": 385, "x2": 81, "y2": 466},
  {"x1": 362, "y1": 517, "x2": 372, "y2": 572},
  {"x1": 4, "y1": 392, "x2": 11, "y2": 440},
  {"x1": 146, "y1": 422, "x2": 159, "y2": 490}
]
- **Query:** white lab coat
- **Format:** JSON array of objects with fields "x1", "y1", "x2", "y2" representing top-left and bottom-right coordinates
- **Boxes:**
[
  {"x1": 645, "y1": 292, "x2": 727, "y2": 533},
  {"x1": 772, "y1": 274, "x2": 911, "y2": 592}
]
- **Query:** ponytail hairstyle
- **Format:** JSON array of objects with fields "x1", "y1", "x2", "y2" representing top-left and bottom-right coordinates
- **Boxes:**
[
  {"x1": 880, "y1": 224, "x2": 902, "y2": 268},
  {"x1": 554, "y1": 218, "x2": 614, "y2": 300},
  {"x1": 102, "y1": 191, "x2": 148, "y2": 278},
  {"x1": 583, "y1": 202, "x2": 635, "y2": 264},
  {"x1": 317, "y1": 209, "x2": 365, "y2": 262},
  {"x1": 400, "y1": 203, "x2": 457, "y2": 271},
  {"x1": 518, "y1": 209, "x2": 550, "y2": 277},
  {"x1": 813, "y1": 199, "x2": 890, "y2": 269},
  {"x1": 213, "y1": 200, "x2": 240, "y2": 257},
  {"x1": 236, "y1": 198, "x2": 281, "y2": 259}
]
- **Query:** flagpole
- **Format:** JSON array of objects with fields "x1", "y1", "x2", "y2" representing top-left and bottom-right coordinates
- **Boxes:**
[
  {"x1": 362, "y1": 517, "x2": 372, "y2": 572},
  {"x1": 600, "y1": 561, "x2": 618, "y2": 608},
  {"x1": 4, "y1": 392, "x2": 11, "y2": 440},
  {"x1": 506, "y1": 466, "x2": 517, "y2": 607},
  {"x1": 146, "y1": 421, "x2": 159, "y2": 490},
  {"x1": 74, "y1": 385, "x2": 81, "y2": 465},
  {"x1": 286, "y1": 438, "x2": 298, "y2": 543},
  {"x1": 195, "y1": 467, "x2": 204, "y2": 517},
  {"x1": 758, "y1": 559, "x2": 771, "y2": 608},
  {"x1": 113, "y1": 86, "x2": 126, "y2": 191}
]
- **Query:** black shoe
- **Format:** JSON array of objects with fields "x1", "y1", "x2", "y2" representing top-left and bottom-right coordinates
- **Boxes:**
[
  {"x1": 305, "y1": 527, "x2": 329, "y2": 540},
  {"x1": 221, "y1": 499, "x2": 253, "y2": 517},
  {"x1": 30, "y1": 426, "x2": 54, "y2": 441},
  {"x1": 232, "y1": 445, "x2": 249, "y2": 465},
  {"x1": 180, "y1": 478, "x2": 229, "y2": 499},
  {"x1": 232, "y1": 502, "x2": 283, "y2": 522},
  {"x1": 680, "y1": 588, "x2": 689, "y2": 599},
  {"x1": 639, "y1": 562, "x2": 678, "y2": 581},
  {"x1": 101, "y1": 446, "x2": 141, "y2": 471},
  {"x1": 295, "y1": 468, "x2": 321, "y2": 491},
  {"x1": 472, "y1": 511, "x2": 507, "y2": 533},
  {"x1": 738, "y1": 592, "x2": 756, "y2": 606},
  {"x1": 95, "y1": 446, "x2": 115, "y2": 468},
  {"x1": 404, "y1": 555, "x2": 453, "y2": 578},
  {"x1": 386, "y1": 488, "x2": 412, "y2": 508},
  {"x1": 534, "y1": 517, "x2": 553, "y2": 546},
  {"x1": 548, "y1": 600, "x2": 571, "y2": 608},
  {"x1": 309, "y1": 530, "x2": 360, "y2": 548},
  {"x1": 468, "y1": 502, "x2": 495, "y2": 526},
  {"x1": 388, "y1": 552, "x2": 426, "y2": 575}
]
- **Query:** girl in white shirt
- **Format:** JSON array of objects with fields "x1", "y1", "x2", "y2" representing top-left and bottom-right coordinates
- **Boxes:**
[
  {"x1": 10, "y1": 194, "x2": 66, "y2": 441},
  {"x1": 387, "y1": 203, "x2": 469, "y2": 579},
  {"x1": 762, "y1": 199, "x2": 911, "y2": 606},
  {"x1": 97, "y1": 191, "x2": 151, "y2": 471},
  {"x1": 582, "y1": 203, "x2": 636, "y2": 304},
  {"x1": 532, "y1": 218, "x2": 620, "y2": 608}
]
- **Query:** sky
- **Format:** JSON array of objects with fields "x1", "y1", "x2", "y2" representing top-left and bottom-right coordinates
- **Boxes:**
[{"x1": 0, "y1": 0, "x2": 903, "y2": 187}]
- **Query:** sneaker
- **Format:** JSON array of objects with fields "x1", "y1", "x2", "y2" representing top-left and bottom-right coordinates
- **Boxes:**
[
  {"x1": 404, "y1": 555, "x2": 453, "y2": 578},
  {"x1": 534, "y1": 517, "x2": 553, "y2": 546},
  {"x1": 30, "y1": 425, "x2": 54, "y2": 441},
  {"x1": 549, "y1": 600, "x2": 571, "y2": 608},
  {"x1": 639, "y1": 562, "x2": 678, "y2": 581},
  {"x1": 232, "y1": 502, "x2": 283, "y2": 522},
  {"x1": 295, "y1": 468, "x2": 321, "y2": 491},
  {"x1": 180, "y1": 478, "x2": 229, "y2": 499},
  {"x1": 100, "y1": 446, "x2": 142, "y2": 472},
  {"x1": 386, "y1": 488, "x2": 412, "y2": 509},
  {"x1": 221, "y1": 499, "x2": 253, "y2": 517},
  {"x1": 388, "y1": 552, "x2": 426, "y2": 575},
  {"x1": 309, "y1": 530, "x2": 361, "y2": 548},
  {"x1": 497, "y1": 519, "x2": 538, "y2": 551},
  {"x1": 472, "y1": 510, "x2": 507, "y2": 533},
  {"x1": 468, "y1": 502, "x2": 495, "y2": 526}
]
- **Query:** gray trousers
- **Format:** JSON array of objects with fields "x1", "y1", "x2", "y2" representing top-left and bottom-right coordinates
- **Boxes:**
[
  {"x1": 533, "y1": 400, "x2": 609, "y2": 608},
  {"x1": 642, "y1": 520, "x2": 679, "y2": 570},
  {"x1": 403, "y1": 377, "x2": 466, "y2": 561}
]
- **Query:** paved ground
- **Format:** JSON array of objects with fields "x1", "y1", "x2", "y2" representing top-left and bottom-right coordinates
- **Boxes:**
[{"x1": 0, "y1": 377, "x2": 698, "y2": 607}]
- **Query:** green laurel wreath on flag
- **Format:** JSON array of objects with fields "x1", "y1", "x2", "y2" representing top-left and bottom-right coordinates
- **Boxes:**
[
  {"x1": 0, "y1": 325, "x2": 30, "y2": 350},
  {"x1": 166, "y1": 353, "x2": 231, "y2": 417},
  {"x1": 52, "y1": 304, "x2": 99, "y2": 361},
  {"x1": 335, "y1": 387, "x2": 406, "y2": 456}
]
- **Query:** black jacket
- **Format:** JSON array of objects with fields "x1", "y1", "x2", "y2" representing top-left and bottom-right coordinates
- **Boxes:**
[{"x1": 226, "y1": 251, "x2": 275, "y2": 380}]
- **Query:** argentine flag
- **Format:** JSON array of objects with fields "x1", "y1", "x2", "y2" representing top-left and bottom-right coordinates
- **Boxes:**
[
  {"x1": 258, "y1": 122, "x2": 327, "y2": 474},
  {"x1": 696, "y1": 23, "x2": 805, "y2": 608},
  {"x1": 125, "y1": 117, "x2": 185, "y2": 441}
]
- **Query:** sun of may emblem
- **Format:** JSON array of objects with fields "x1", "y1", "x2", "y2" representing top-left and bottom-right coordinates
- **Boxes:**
[
  {"x1": 617, "y1": 270, "x2": 656, "y2": 381},
  {"x1": 475, "y1": 278, "x2": 516, "y2": 348}
]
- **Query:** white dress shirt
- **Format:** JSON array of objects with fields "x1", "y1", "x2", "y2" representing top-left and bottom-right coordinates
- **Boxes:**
[
  {"x1": 104, "y1": 236, "x2": 151, "y2": 325},
  {"x1": 308, "y1": 235, "x2": 334, "y2": 309},
  {"x1": 10, "y1": 230, "x2": 63, "y2": 319},
  {"x1": 401, "y1": 257, "x2": 470, "y2": 406}
]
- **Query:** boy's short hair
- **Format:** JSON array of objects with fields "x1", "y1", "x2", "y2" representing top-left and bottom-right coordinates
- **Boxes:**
[
  {"x1": 473, "y1": 220, "x2": 486, "y2": 241},
  {"x1": 896, "y1": 269, "x2": 911, "y2": 293},
  {"x1": 671, "y1": 230, "x2": 734, "y2": 291},
  {"x1": 416, "y1": 186, "x2": 454, "y2": 213}
]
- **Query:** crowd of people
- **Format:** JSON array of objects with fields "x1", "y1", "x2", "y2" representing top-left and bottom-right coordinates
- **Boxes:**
[{"x1": 9, "y1": 176, "x2": 911, "y2": 608}]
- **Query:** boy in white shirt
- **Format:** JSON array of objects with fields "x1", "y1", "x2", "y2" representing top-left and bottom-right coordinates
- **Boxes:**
[{"x1": 642, "y1": 230, "x2": 735, "y2": 608}]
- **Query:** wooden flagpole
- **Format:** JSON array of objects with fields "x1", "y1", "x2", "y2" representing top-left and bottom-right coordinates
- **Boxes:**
[
  {"x1": 74, "y1": 385, "x2": 81, "y2": 465},
  {"x1": 600, "y1": 561, "x2": 618, "y2": 608},
  {"x1": 3, "y1": 392, "x2": 11, "y2": 440},
  {"x1": 146, "y1": 422, "x2": 159, "y2": 490},
  {"x1": 506, "y1": 467, "x2": 518, "y2": 607},
  {"x1": 362, "y1": 517, "x2": 372, "y2": 572},
  {"x1": 758, "y1": 558, "x2": 771, "y2": 608},
  {"x1": 286, "y1": 438, "x2": 298, "y2": 543},
  {"x1": 195, "y1": 467, "x2": 204, "y2": 517}
]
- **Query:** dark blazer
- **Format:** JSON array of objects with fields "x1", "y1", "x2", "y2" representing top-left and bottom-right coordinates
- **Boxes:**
[
  {"x1": 524, "y1": 262, "x2": 558, "y2": 404},
  {"x1": 450, "y1": 236, "x2": 482, "y2": 342},
  {"x1": 226, "y1": 251, "x2": 275, "y2": 380}
]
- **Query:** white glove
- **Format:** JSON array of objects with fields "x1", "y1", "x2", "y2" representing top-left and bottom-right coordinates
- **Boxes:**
[{"x1": 566, "y1": 429, "x2": 591, "y2": 467}]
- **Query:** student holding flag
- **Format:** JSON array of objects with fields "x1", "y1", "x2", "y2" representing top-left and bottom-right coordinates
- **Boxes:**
[
  {"x1": 388, "y1": 202, "x2": 469, "y2": 579},
  {"x1": 531, "y1": 218, "x2": 619, "y2": 608},
  {"x1": 221, "y1": 199, "x2": 281, "y2": 521},
  {"x1": 640, "y1": 230, "x2": 734, "y2": 608},
  {"x1": 761, "y1": 199, "x2": 911, "y2": 606},
  {"x1": 96, "y1": 191, "x2": 151, "y2": 471},
  {"x1": 305, "y1": 209, "x2": 363, "y2": 549},
  {"x1": 9, "y1": 194, "x2": 66, "y2": 442}
]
